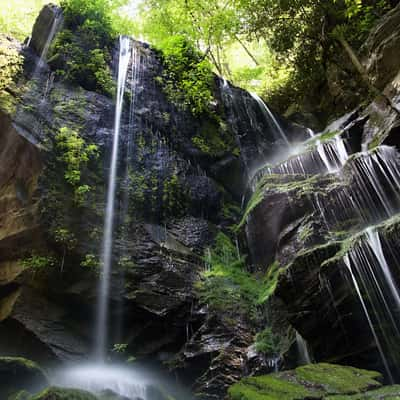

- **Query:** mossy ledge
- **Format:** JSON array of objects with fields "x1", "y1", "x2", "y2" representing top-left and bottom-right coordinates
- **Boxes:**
[{"x1": 228, "y1": 363, "x2": 386, "y2": 400}]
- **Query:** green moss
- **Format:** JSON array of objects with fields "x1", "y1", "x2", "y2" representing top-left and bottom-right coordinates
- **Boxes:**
[
  {"x1": 238, "y1": 173, "x2": 332, "y2": 231},
  {"x1": 31, "y1": 387, "x2": 97, "y2": 400},
  {"x1": 228, "y1": 363, "x2": 383, "y2": 400},
  {"x1": 326, "y1": 385, "x2": 400, "y2": 400},
  {"x1": 295, "y1": 363, "x2": 382, "y2": 395},
  {"x1": 228, "y1": 374, "x2": 317, "y2": 400},
  {"x1": 258, "y1": 261, "x2": 283, "y2": 303}
]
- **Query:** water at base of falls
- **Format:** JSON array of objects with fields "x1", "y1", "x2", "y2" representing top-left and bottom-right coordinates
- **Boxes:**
[
  {"x1": 52, "y1": 364, "x2": 147, "y2": 399},
  {"x1": 50, "y1": 363, "x2": 190, "y2": 400}
]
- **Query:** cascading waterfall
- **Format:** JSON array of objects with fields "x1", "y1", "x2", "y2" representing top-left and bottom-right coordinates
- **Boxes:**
[
  {"x1": 313, "y1": 145, "x2": 400, "y2": 230},
  {"x1": 250, "y1": 92, "x2": 290, "y2": 145},
  {"x1": 246, "y1": 108, "x2": 400, "y2": 378},
  {"x1": 96, "y1": 35, "x2": 131, "y2": 361},
  {"x1": 249, "y1": 133, "x2": 350, "y2": 190}
]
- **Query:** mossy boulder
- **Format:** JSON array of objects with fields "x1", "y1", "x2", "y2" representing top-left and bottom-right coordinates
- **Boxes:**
[
  {"x1": 0, "y1": 357, "x2": 48, "y2": 398},
  {"x1": 228, "y1": 363, "x2": 383, "y2": 400},
  {"x1": 30, "y1": 387, "x2": 97, "y2": 400}
]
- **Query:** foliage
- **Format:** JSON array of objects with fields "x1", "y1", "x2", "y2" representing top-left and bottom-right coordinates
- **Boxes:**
[
  {"x1": 55, "y1": 127, "x2": 98, "y2": 205},
  {"x1": 157, "y1": 35, "x2": 214, "y2": 115},
  {"x1": 112, "y1": 343, "x2": 128, "y2": 353},
  {"x1": 81, "y1": 253, "x2": 99, "y2": 269},
  {"x1": 196, "y1": 233, "x2": 265, "y2": 322},
  {"x1": 20, "y1": 253, "x2": 56, "y2": 270},
  {"x1": 0, "y1": 40, "x2": 23, "y2": 92},
  {"x1": 0, "y1": 0, "x2": 56, "y2": 41},
  {"x1": 254, "y1": 327, "x2": 281, "y2": 354},
  {"x1": 49, "y1": 0, "x2": 133, "y2": 95},
  {"x1": 136, "y1": 0, "x2": 393, "y2": 114}
]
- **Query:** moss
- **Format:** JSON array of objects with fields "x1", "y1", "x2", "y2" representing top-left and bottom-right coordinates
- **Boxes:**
[
  {"x1": 228, "y1": 363, "x2": 383, "y2": 400},
  {"x1": 31, "y1": 387, "x2": 97, "y2": 400},
  {"x1": 295, "y1": 363, "x2": 382, "y2": 395},
  {"x1": 238, "y1": 173, "x2": 333, "y2": 231},
  {"x1": 326, "y1": 385, "x2": 400, "y2": 400},
  {"x1": 228, "y1": 373, "x2": 317, "y2": 400}
]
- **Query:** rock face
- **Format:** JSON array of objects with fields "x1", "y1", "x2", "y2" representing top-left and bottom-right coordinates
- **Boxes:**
[
  {"x1": 0, "y1": 6, "x2": 309, "y2": 399},
  {"x1": 2, "y1": 3, "x2": 400, "y2": 400},
  {"x1": 241, "y1": 10, "x2": 400, "y2": 381},
  {"x1": 362, "y1": 3, "x2": 400, "y2": 90}
]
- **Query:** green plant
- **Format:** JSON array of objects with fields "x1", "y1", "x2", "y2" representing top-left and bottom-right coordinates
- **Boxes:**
[
  {"x1": 157, "y1": 35, "x2": 214, "y2": 116},
  {"x1": 112, "y1": 343, "x2": 128, "y2": 353},
  {"x1": 49, "y1": 0, "x2": 133, "y2": 95},
  {"x1": 81, "y1": 253, "x2": 99, "y2": 269},
  {"x1": 55, "y1": 126, "x2": 98, "y2": 205},
  {"x1": 196, "y1": 233, "x2": 264, "y2": 322},
  {"x1": 21, "y1": 253, "x2": 56, "y2": 270},
  {"x1": 254, "y1": 327, "x2": 281, "y2": 354}
]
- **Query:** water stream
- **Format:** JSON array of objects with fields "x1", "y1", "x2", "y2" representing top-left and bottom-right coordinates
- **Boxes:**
[
  {"x1": 96, "y1": 35, "x2": 131, "y2": 361},
  {"x1": 250, "y1": 92, "x2": 290, "y2": 145}
]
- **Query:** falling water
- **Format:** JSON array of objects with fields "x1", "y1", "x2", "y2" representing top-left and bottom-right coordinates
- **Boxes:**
[
  {"x1": 295, "y1": 331, "x2": 312, "y2": 365},
  {"x1": 343, "y1": 253, "x2": 394, "y2": 382},
  {"x1": 95, "y1": 36, "x2": 131, "y2": 360},
  {"x1": 250, "y1": 92, "x2": 290, "y2": 145},
  {"x1": 249, "y1": 135, "x2": 350, "y2": 189},
  {"x1": 38, "y1": 13, "x2": 62, "y2": 65},
  {"x1": 366, "y1": 227, "x2": 400, "y2": 310}
]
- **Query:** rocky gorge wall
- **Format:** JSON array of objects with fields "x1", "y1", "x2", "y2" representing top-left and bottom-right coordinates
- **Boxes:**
[{"x1": 1, "y1": 3, "x2": 400, "y2": 400}]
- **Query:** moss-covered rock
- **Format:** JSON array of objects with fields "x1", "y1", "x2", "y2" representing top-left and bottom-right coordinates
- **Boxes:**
[
  {"x1": 30, "y1": 387, "x2": 97, "y2": 400},
  {"x1": 228, "y1": 363, "x2": 383, "y2": 400},
  {"x1": 0, "y1": 356, "x2": 48, "y2": 397}
]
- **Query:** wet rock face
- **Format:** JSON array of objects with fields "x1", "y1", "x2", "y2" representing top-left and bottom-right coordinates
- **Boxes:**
[
  {"x1": 242, "y1": 55, "x2": 400, "y2": 377},
  {"x1": 362, "y1": 3, "x2": 400, "y2": 90},
  {"x1": 0, "y1": 7, "x2": 308, "y2": 397},
  {"x1": 29, "y1": 4, "x2": 63, "y2": 57}
]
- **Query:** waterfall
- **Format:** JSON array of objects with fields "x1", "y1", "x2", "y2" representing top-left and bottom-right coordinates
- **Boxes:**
[
  {"x1": 295, "y1": 331, "x2": 312, "y2": 365},
  {"x1": 343, "y1": 254, "x2": 393, "y2": 381},
  {"x1": 95, "y1": 36, "x2": 131, "y2": 360},
  {"x1": 250, "y1": 92, "x2": 290, "y2": 145},
  {"x1": 38, "y1": 13, "x2": 62, "y2": 65},
  {"x1": 249, "y1": 134, "x2": 350, "y2": 189}
]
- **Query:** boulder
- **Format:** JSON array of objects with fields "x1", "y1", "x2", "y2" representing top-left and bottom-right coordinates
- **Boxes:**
[
  {"x1": 228, "y1": 363, "x2": 383, "y2": 400},
  {"x1": 0, "y1": 357, "x2": 48, "y2": 397},
  {"x1": 30, "y1": 387, "x2": 97, "y2": 400}
]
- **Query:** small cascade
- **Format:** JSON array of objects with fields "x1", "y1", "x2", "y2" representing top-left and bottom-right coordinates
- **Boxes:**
[
  {"x1": 250, "y1": 92, "x2": 290, "y2": 145},
  {"x1": 39, "y1": 13, "x2": 62, "y2": 64},
  {"x1": 314, "y1": 145, "x2": 400, "y2": 230},
  {"x1": 95, "y1": 36, "x2": 131, "y2": 360},
  {"x1": 249, "y1": 134, "x2": 350, "y2": 190},
  {"x1": 348, "y1": 146, "x2": 400, "y2": 221},
  {"x1": 295, "y1": 331, "x2": 312, "y2": 365}
]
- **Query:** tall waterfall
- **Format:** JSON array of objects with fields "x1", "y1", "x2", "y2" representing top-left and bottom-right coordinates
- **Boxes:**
[{"x1": 95, "y1": 36, "x2": 131, "y2": 360}]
